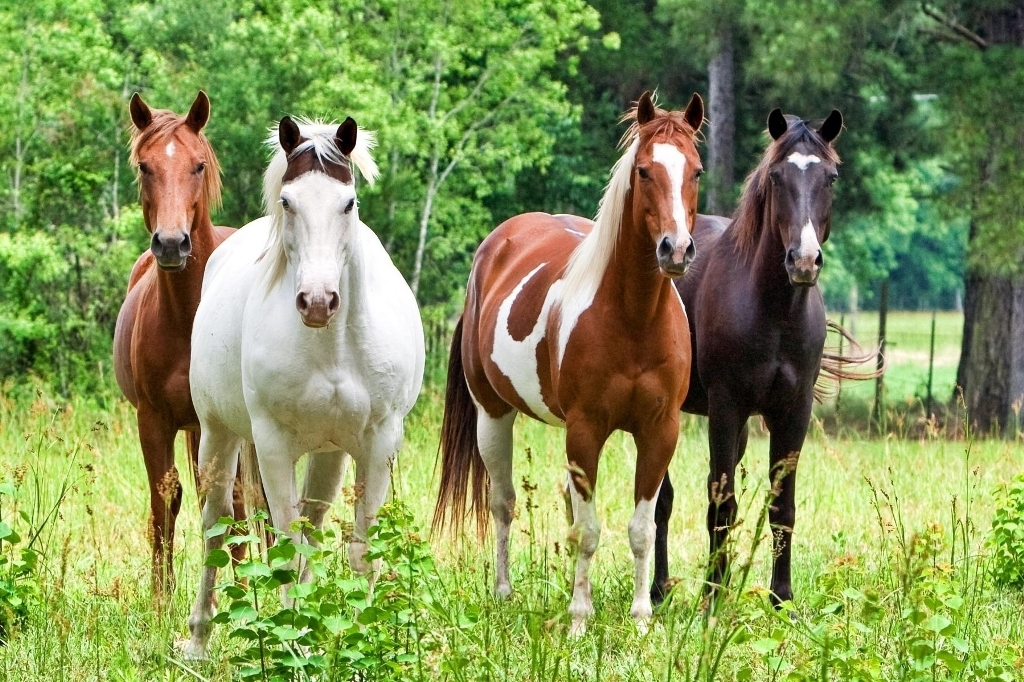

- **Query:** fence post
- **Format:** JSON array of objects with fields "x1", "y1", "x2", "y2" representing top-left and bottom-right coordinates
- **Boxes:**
[
  {"x1": 926, "y1": 310, "x2": 937, "y2": 417},
  {"x1": 872, "y1": 279, "x2": 889, "y2": 433},
  {"x1": 835, "y1": 312, "x2": 845, "y2": 420}
]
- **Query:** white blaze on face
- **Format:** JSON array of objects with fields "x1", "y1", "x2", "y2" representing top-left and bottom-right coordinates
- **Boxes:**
[
  {"x1": 651, "y1": 143, "x2": 688, "y2": 241},
  {"x1": 165, "y1": 141, "x2": 176, "y2": 158},
  {"x1": 797, "y1": 219, "x2": 820, "y2": 259},
  {"x1": 492, "y1": 264, "x2": 564, "y2": 426},
  {"x1": 787, "y1": 152, "x2": 820, "y2": 171}
]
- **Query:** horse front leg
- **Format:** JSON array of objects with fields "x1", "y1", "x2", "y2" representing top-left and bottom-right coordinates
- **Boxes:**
[
  {"x1": 184, "y1": 422, "x2": 242, "y2": 661},
  {"x1": 631, "y1": 416, "x2": 680, "y2": 633},
  {"x1": 705, "y1": 401, "x2": 747, "y2": 602},
  {"x1": 763, "y1": 403, "x2": 811, "y2": 607},
  {"x1": 350, "y1": 423, "x2": 403, "y2": 595},
  {"x1": 137, "y1": 404, "x2": 181, "y2": 599},
  {"x1": 564, "y1": 416, "x2": 610, "y2": 638},
  {"x1": 650, "y1": 470, "x2": 675, "y2": 605}
]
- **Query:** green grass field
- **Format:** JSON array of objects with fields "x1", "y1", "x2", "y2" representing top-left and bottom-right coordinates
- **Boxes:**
[
  {"x1": 2, "y1": 363, "x2": 1024, "y2": 680},
  {"x1": 825, "y1": 310, "x2": 963, "y2": 411}
]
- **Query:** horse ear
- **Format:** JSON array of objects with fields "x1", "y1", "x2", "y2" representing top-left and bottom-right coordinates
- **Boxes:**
[
  {"x1": 683, "y1": 92, "x2": 705, "y2": 131},
  {"x1": 636, "y1": 91, "x2": 656, "y2": 125},
  {"x1": 818, "y1": 109, "x2": 843, "y2": 143},
  {"x1": 186, "y1": 91, "x2": 210, "y2": 132},
  {"x1": 279, "y1": 116, "x2": 302, "y2": 155},
  {"x1": 768, "y1": 108, "x2": 788, "y2": 140},
  {"x1": 129, "y1": 93, "x2": 152, "y2": 130},
  {"x1": 336, "y1": 117, "x2": 358, "y2": 157}
]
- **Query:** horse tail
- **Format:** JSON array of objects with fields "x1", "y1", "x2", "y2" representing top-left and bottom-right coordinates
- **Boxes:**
[
  {"x1": 432, "y1": 316, "x2": 489, "y2": 539},
  {"x1": 815, "y1": 319, "x2": 885, "y2": 403}
]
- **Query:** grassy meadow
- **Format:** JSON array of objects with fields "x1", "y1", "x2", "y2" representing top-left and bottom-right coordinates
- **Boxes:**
[{"x1": 2, "y1": 312, "x2": 1024, "y2": 680}]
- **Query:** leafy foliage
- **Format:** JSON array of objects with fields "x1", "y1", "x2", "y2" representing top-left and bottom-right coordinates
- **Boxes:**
[
  {"x1": 0, "y1": 478, "x2": 39, "y2": 645},
  {"x1": 988, "y1": 473, "x2": 1024, "y2": 589},
  {"x1": 208, "y1": 501, "x2": 478, "y2": 681}
]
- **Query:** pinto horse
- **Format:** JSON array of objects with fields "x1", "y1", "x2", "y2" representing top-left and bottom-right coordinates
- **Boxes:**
[
  {"x1": 114, "y1": 92, "x2": 248, "y2": 595},
  {"x1": 434, "y1": 92, "x2": 703, "y2": 635},
  {"x1": 184, "y1": 117, "x2": 424, "y2": 659},
  {"x1": 650, "y1": 109, "x2": 873, "y2": 607}
]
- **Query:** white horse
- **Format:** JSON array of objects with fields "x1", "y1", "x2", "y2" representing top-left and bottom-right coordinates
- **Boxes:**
[{"x1": 184, "y1": 116, "x2": 424, "y2": 659}]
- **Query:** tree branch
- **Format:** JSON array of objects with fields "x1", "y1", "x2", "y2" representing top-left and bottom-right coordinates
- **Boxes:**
[{"x1": 920, "y1": 3, "x2": 988, "y2": 50}]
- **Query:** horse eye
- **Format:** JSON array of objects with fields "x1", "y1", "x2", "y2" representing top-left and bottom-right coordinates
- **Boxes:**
[
  {"x1": 138, "y1": 163, "x2": 151, "y2": 175},
  {"x1": 695, "y1": 169, "x2": 705, "y2": 181},
  {"x1": 194, "y1": 162, "x2": 206, "y2": 174},
  {"x1": 769, "y1": 171, "x2": 780, "y2": 185},
  {"x1": 344, "y1": 198, "x2": 355, "y2": 214},
  {"x1": 280, "y1": 197, "x2": 291, "y2": 210},
  {"x1": 828, "y1": 174, "x2": 838, "y2": 186},
  {"x1": 637, "y1": 167, "x2": 650, "y2": 180}
]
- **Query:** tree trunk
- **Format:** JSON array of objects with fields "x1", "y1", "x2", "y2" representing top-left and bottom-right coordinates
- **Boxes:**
[
  {"x1": 954, "y1": 273, "x2": 1024, "y2": 435},
  {"x1": 411, "y1": 149, "x2": 440, "y2": 299},
  {"x1": 705, "y1": 22, "x2": 735, "y2": 217}
]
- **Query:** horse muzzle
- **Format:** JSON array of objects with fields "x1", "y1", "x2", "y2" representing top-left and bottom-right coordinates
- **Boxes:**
[
  {"x1": 151, "y1": 231, "x2": 192, "y2": 271},
  {"x1": 296, "y1": 289, "x2": 341, "y2": 328},
  {"x1": 657, "y1": 235, "x2": 695, "y2": 277},
  {"x1": 785, "y1": 247, "x2": 823, "y2": 286}
]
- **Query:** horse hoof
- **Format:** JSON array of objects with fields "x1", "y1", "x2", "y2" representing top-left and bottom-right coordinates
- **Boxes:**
[
  {"x1": 568, "y1": 617, "x2": 587, "y2": 638},
  {"x1": 178, "y1": 637, "x2": 209, "y2": 662},
  {"x1": 494, "y1": 583, "x2": 512, "y2": 599}
]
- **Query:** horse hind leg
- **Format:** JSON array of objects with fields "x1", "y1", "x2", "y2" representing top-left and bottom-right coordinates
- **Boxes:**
[
  {"x1": 298, "y1": 451, "x2": 348, "y2": 582},
  {"x1": 138, "y1": 406, "x2": 181, "y2": 599},
  {"x1": 477, "y1": 409, "x2": 517, "y2": 598}
]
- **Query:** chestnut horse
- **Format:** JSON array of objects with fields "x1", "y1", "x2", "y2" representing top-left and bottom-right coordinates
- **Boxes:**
[
  {"x1": 113, "y1": 92, "x2": 245, "y2": 595},
  {"x1": 434, "y1": 92, "x2": 703, "y2": 635},
  {"x1": 650, "y1": 109, "x2": 874, "y2": 607}
]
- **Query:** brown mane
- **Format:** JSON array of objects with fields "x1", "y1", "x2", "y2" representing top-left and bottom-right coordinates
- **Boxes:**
[
  {"x1": 731, "y1": 116, "x2": 840, "y2": 260},
  {"x1": 128, "y1": 110, "x2": 223, "y2": 212}
]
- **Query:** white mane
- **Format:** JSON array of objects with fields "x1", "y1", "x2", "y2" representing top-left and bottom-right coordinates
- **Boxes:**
[
  {"x1": 258, "y1": 118, "x2": 380, "y2": 287},
  {"x1": 560, "y1": 136, "x2": 640, "y2": 300}
]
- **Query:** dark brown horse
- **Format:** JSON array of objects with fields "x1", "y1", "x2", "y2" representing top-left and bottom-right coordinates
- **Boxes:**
[
  {"x1": 113, "y1": 92, "x2": 245, "y2": 595},
  {"x1": 651, "y1": 109, "x2": 875, "y2": 607},
  {"x1": 434, "y1": 92, "x2": 704, "y2": 636}
]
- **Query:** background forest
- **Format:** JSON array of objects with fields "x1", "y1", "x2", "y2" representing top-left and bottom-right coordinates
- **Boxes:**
[{"x1": 1, "y1": 0, "x2": 1022, "y2": 429}]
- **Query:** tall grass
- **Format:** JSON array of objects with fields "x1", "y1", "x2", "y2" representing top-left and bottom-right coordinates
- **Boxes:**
[{"x1": 0, "y1": 385, "x2": 1022, "y2": 679}]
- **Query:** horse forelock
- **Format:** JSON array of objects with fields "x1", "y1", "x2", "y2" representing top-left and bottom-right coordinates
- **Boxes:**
[
  {"x1": 258, "y1": 119, "x2": 379, "y2": 291},
  {"x1": 732, "y1": 117, "x2": 841, "y2": 260},
  {"x1": 128, "y1": 110, "x2": 223, "y2": 213}
]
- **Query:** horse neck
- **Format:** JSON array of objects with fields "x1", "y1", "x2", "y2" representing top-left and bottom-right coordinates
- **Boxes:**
[
  {"x1": 602, "y1": 191, "x2": 675, "y2": 326},
  {"x1": 152, "y1": 202, "x2": 217, "y2": 320}
]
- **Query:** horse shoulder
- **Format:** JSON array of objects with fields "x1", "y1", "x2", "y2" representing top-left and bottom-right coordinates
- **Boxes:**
[{"x1": 126, "y1": 250, "x2": 155, "y2": 291}]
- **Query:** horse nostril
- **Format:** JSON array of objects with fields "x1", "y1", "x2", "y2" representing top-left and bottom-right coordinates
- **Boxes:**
[
  {"x1": 180, "y1": 233, "x2": 192, "y2": 255},
  {"x1": 150, "y1": 233, "x2": 163, "y2": 257},
  {"x1": 296, "y1": 292, "x2": 309, "y2": 313},
  {"x1": 785, "y1": 249, "x2": 796, "y2": 267},
  {"x1": 327, "y1": 292, "x2": 340, "y2": 314},
  {"x1": 685, "y1": 239, "x2": 696, "y2": 262},
  {"x1": 658, "y1": 237, "x2": 673, "y2": 259},
  {"x1": 815, "y1": 250, "x2": 824, "y2": 268}
]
